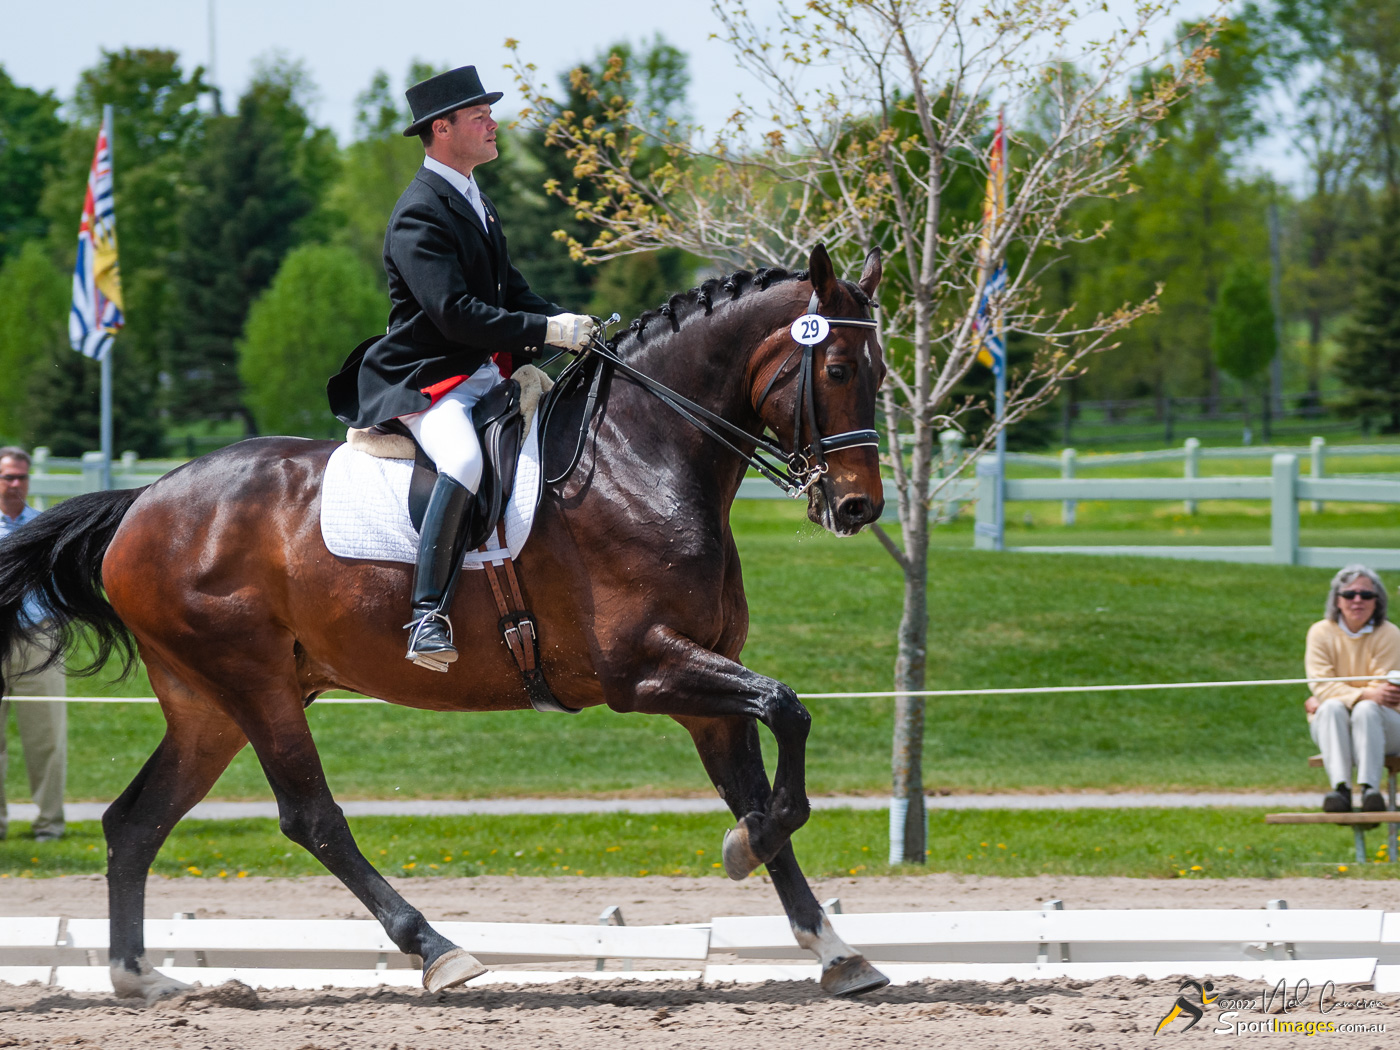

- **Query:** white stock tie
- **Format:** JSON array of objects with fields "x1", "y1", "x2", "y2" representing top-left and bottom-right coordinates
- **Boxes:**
[{"x1": 463, "y1": 178, "x2": 488, "y2": 230}]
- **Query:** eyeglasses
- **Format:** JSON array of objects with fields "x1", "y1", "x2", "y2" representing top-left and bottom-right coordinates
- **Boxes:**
[
  {"x1": 1339, "y1": 590, "x2": 1379, "y2": 601},
  {"x1": 0, "y1": 473, "x2": 29, "y2": 483}
]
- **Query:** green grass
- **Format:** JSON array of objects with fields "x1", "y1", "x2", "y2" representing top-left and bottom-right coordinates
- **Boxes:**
[
  {"x1": 2, "y1": 808, "x2": 1394, "y2": 880},
  {"x1": 0, "y1": 499, "x2": 1372, "y2": 804}
]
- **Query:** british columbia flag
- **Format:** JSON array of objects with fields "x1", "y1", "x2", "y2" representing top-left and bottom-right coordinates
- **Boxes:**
[
  {"x1": 70, "y1": 115, "x2": 124, "y2": 359},
  {"x1": 973, "y1": 111, "x2": 1007, "y2": 376}
]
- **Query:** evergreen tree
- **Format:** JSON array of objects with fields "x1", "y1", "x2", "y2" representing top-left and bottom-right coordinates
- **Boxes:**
[
  {"x1": 488, "y1": 37, "x2": 691, "y2": 313},
  {"x1": 239, "y1": 244, "x2": 385, "y2": 437},
  {"x1": 0, "y1": 66, "x2": 64, "y2": 261},
  {"x1": 165, "y1": 73, "x2": 317, "y2": 430},
  {"x1": 326, "y1": 65, "x2": 440, "y2": 283},
  {"x1": 36, "y1": 50, "x2": 213, "y2": 453},
  {"x1": 24, "y1": 344, "x2": 164, "y2": 457},
  {"x1": 0, "y1": 241, "x2": 68, "y2": 442},
  {"x1": 1335, "y1": 194, "x2": 1400, "y2": 431}
]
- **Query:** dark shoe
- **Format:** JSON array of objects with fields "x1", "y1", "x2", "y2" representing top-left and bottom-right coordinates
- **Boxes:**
[
  {"x1": 405, "y1": 474, "x2": 473, "y2": 672},
  {"x1": 1323, "y1": 788, "x2": 1353, "y2": 813},
  {"x1": 1360, "y1": 789, "x2": 1388, "y2": 813}
]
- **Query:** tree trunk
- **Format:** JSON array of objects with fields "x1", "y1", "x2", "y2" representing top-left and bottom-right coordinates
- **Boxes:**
[{"x1": 890, "y1": 497, "x2": 930, "y2": 865}]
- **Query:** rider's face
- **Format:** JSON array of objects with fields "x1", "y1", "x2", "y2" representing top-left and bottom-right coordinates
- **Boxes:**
[{"x1": 436, "y1": 105, "x2": 498, "y2": 174}]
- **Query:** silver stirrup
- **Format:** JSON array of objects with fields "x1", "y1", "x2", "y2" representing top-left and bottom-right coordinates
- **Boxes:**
[{"x1": 404, "y1": 611, "x2": 457, "y2": 672}]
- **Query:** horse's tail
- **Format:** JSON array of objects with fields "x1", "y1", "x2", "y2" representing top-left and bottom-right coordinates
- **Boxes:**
[{"x1": 0, "y1": 487, "x2": 146, "y2": 693}]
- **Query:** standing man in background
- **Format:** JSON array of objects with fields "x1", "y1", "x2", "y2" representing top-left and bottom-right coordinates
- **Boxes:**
[{"x1": 0, "y1": 446, "x2": 66, "y2": 842}]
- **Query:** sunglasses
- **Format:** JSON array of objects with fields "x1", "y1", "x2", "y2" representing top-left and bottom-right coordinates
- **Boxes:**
[
  {"x1": 0, "y1": 473, "x2": 29, "y2": 483},
  {"x1": 1339, "y1": 590, "x2": 1379, "y2": 601}
]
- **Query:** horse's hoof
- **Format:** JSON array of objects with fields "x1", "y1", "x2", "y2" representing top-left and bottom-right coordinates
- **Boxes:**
[
  {"x1": 722, "y1": 822, "x2": 761, "y2": 881},
  {"x1": 422, "y1": 948, "x2": 487, "y2": 992},
  {"x1": 110, "y1": 960, "x2": 193, "y2": 1004},
  {"x1": 820, "y1": 955, "x2": 890, "y2": 997}
]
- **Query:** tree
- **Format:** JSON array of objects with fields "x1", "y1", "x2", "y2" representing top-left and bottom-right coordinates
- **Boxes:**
[
  {"x1": 1056, "y1": 8, "x2": 1274, "y2": 407},
  {"x1": 1211, "y1": 262, "x2": 1278, "y2": 437},
  {"x1": 238, "y1": 244, "x2": 385, "y2": 437},
  {"x1": 0, "y1": 241, "x2": 68, "y2": 442},
  {"x1": 24, "y1": 342, "x2": 166, "y2": 457},
  {"x1": 325, "y1": 66, "x2": 433, "y2": 282},
  {"x1": 165, "y1": 63, "x2": 320, "y2": 430},
  {"x1": 496, "y1": 37, "x2": 693, "y2": 312},
  {"x1": 34, "y1": 50, "x2": 213, "y2": 453},
  {"x1": 0, "y1": 66, "x2": 64, "y2": 261},
  {"x1": 516, "y1": 0, "x2": 1214, "y2": 862},
  {"x1": 1334, "y1": 195, "x2": 1400, "y2": 431}
]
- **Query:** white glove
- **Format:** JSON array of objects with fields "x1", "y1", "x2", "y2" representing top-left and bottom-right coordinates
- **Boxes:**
[{"x1": 545, "y1": 313, "x2": 599, "y2": 352}]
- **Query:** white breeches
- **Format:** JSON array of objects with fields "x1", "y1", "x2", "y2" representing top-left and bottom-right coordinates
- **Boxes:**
[
  {"x1": 399, "y1": 360, "x2": 501, "y2": 493},
  {"x1": 1310, "y1": 697, "x2": 1400, "y2": 789}
]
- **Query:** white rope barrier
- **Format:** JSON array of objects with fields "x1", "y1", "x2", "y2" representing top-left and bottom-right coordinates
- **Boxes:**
[{"x1": 4, "y1": 673, "x2": 1397, "y2": 704}]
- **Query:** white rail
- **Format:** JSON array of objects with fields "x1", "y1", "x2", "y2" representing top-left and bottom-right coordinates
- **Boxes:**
[{"x1": 4, "y1": 903, "x2": 1398, "y2": 991}]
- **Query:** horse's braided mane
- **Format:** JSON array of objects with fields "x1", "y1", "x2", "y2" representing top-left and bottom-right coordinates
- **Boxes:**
[{"x1": 612, "y1": 264, "x2": 872, "y2": 350}]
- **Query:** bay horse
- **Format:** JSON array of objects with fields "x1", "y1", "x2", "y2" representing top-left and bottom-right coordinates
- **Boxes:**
[{"x1": 0, "y1": 243, "x2": 889, "y2": 1001}]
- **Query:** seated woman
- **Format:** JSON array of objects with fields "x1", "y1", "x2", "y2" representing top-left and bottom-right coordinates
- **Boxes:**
[{"x1": 1304, "y1": 564, "x2": 1400, "y2": 813}]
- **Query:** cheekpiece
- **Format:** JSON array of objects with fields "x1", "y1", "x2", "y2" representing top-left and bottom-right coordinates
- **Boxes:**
[{"x1": 403, "y1": 65, "x2": 504, "y2": 137}]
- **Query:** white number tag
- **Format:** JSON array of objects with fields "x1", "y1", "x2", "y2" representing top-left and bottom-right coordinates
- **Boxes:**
[{"x1": 789, "y1": 314, "x2": 830, "y2": 346}]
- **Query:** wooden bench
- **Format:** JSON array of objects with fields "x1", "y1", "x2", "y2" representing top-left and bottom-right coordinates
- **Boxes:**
[{"x1": 1265, "y1": 755, "x2": 1400, "y2": 864}]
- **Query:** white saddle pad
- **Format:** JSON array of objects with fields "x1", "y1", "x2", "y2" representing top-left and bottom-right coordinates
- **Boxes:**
[{"x1": 320, "y1": 419, "x2": 542, "y2": 570}]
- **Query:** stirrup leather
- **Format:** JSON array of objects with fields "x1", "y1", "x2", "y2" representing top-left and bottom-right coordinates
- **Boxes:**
[{"x1": 405, "y1": 609, "x2": 456, "y2": 672}]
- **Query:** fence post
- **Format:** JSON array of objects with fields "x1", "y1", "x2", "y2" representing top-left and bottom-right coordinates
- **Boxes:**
[
  {"x1": 30, "y1": 447, "x2": 50, "y2": 510},
  {"x1": 81, "y1": 450, "x2": 107, "y2": 493},
  {"x1": 939, "y1": 429, "x2": 963, "y2": 521},
  {"x1": 1272, "y1": 453, "x2": 1299, "y2": 566},
  {"x1": 1310, "y1": 435, "x2": 1326, "y2": 515},
  {"x1": 974, "y1": 458, "x2": 1002, "y2": 551},
  {"x1": 1183, "y1": 437, "x2": 1200, "y2": 515},
  {"x1": 1060, "y1": 447, "x2": 1077, "y2": 526}
]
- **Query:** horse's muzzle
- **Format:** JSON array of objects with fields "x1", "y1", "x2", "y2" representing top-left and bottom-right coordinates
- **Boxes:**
[{"x1": 832, "y1": 492, "x2": 880, "y2": 533}]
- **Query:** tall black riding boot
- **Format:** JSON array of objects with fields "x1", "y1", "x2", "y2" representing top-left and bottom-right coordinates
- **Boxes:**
[{"x1": 405, "y1": 473, "x2": 474, "y2": 671}]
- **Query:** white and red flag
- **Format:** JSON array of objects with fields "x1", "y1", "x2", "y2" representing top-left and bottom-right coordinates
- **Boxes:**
[{"x1": 70, "y1": 114, "x2": 124, "y2": 359}]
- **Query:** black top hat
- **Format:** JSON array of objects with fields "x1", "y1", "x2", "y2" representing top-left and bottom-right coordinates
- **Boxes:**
[{"x1": 403, "y1": 65, "x2": 504, "y2": 137}]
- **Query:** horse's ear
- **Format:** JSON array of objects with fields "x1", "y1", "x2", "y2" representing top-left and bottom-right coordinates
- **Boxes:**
[
  {"x1": 808, "y1": 243, "x2": 838, "y2": 306},
  {"x1": 858, "y1": 247, "x2": 882, "y2": 298}
]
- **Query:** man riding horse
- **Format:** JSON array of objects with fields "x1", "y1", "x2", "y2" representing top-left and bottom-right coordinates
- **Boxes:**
[{"x1": 328, "y1": 65, "x2": 598, "y2": 670}]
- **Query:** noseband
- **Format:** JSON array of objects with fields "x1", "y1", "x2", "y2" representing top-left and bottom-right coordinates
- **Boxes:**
[{"x1": 554, "y1": 290, "x2": 879, "y2": 498}]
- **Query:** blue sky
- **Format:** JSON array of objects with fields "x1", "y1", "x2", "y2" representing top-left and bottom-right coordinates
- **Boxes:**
[{"x1": 4, "y1": 0, "x2": 1224, "y2": 136}]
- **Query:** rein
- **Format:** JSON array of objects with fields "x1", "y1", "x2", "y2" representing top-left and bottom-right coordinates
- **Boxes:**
[{"x1": 546, "y1": 290, "x2": 879, "y2": 498}]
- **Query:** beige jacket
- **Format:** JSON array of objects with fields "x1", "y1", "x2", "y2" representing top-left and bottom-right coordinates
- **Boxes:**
[{"x1": 1305, "y1": 618, "x2": 1400, "y2": 715}]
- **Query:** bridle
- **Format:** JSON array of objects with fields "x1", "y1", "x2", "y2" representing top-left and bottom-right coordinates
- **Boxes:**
[{"x1": 545, "y1": 289, "x2": 879, "y2": 498}]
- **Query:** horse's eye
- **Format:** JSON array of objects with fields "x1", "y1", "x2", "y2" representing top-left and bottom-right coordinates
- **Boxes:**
[{"x1": 826, "y1": 364, "x2": 852, "y2": 383}]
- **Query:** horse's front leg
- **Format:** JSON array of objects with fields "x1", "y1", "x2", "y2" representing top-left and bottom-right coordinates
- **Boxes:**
[
  {"x1": 675, "y1": 713, "x2": 890, "y2": 997},
  {"x1": 627, "y1": 630, "x2": 811, "y2": 872}
]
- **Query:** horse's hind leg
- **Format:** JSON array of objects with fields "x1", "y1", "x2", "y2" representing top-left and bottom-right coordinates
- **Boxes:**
[
  {"x1": 104, "y1": 668, "x2": 249, "y2": 1002},
  {"x1": 677, "y1": 714, "x2": 890, "y2": 997},
  {"x1": 220, "y1": 677, "x2": 485, "y2": 992}
]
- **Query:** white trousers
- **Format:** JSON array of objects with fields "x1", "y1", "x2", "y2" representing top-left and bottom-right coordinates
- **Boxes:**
[
  {"x1": 1310, "y1": 697, "x2": 1400, "y2": 790},
  {"x1": 399, "y1": 360, "x2": 501, "y2": 493}
]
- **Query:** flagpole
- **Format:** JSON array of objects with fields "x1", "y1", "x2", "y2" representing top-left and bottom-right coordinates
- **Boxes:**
[
  {"x1": 100, "y1": 103, "x2": 114, "y2": 491},
  {"x1": 992, "y1": 113, "x2": 1006, "y2": 552}
]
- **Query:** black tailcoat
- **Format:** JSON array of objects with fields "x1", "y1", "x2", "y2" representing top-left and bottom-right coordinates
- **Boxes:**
[{"x1": 328, "y1": 168, "x2": 559, "y2": 428}]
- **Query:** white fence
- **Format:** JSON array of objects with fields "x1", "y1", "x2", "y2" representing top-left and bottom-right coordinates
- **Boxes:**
[
  {"x1": 28, "y1": 441, "x2": 1400, "y2": 568},
  {"x1": 5, "y1": 902, "x2": 1400, "y2": 991},
  {"x1": 969, "y1": 452, "x2": 1400, "y2": 568}
]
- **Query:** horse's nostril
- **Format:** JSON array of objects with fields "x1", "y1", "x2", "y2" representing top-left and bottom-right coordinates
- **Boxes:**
[{"x1": 839, "y1": 496, "x2": 872, "y2": 524}]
